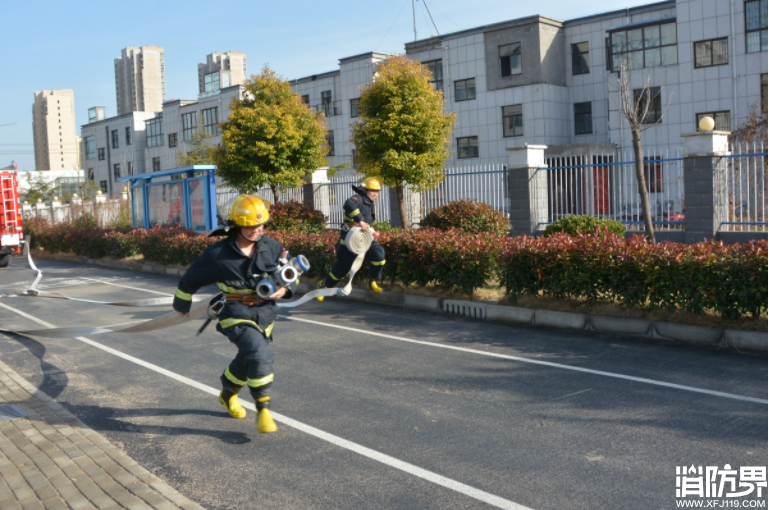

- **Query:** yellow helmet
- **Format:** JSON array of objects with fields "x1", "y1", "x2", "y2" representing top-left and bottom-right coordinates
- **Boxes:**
[
  {"x1": 361, "y1": 177, "x2": 382, "y2": 191},
  {"x1": 229, "y1": 195, "x2": 271, "y2": 227}
]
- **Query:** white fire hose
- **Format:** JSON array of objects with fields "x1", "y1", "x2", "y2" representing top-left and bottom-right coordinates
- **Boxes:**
[{"x1": 0, "y1": 230, "x2": 375, "y2": 337}]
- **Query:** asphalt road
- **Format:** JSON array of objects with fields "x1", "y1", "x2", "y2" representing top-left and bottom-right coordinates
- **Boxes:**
[{"x1": 0, "y1": 257, "x2": 766, "y2": 510}]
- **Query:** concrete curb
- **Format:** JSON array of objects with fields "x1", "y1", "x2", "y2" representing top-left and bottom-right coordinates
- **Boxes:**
[{"x1": 29, "y1": 251, "x2": 768, "y2": 353}]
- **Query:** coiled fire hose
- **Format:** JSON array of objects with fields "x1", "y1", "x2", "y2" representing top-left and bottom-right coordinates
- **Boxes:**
[{"x1": 272, "y1": 226, "x2": 374, "y2": 308}]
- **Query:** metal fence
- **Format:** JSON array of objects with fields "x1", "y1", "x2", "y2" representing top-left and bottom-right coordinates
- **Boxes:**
[
  {"x1": 216, "y1": 185, "x2": 304, "y2": 221},
  {"x1": 540, "y1": 149, "x2": 684, "y2": 231},
  {"x1": 723, "y1": 142, "x2": 767, "y2": 232},
  {"x1": 421, "y1": 163, "x2": 508, "y2": 218},
  {"x1": 319, "y1": 173, "x2": 392, "y2": 227}
]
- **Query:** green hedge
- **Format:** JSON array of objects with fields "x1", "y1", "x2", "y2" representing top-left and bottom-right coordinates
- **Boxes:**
[
  {"x1": 420, "y1": 199, "x2": 509, "y2": 235},
  {"x1": 500, "y1": 233, "x2": 767, "y2": 319},
  {"x1": 543, "y1": 214, "x2": 625, "y2": 238},
  {"x1": 267, "y1": 201, "x2": 327, "y2": 234},
  {"x1": 23, "y1": 218, "x2": 768, "y2": 318}
]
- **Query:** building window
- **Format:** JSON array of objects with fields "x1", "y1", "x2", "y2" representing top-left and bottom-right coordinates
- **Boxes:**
[
  {"x1": 350, "y1": 98, "x2": 360, "y2": 118},
  {"x1": 111, "y1": 129, "x2": 119, "y2": 149},
  {"x1": 182, "y1": 112, "x2": 197, "y2": 142},
  {"x1": 574, "y1": 102, "x2": 593, "y2": 134},
  {"x1": 113, "y1": 163, "x2": 121, "y2": 180},
  {"x1": 424, "y1": 60, "x2": 444, "y2": 92},
  {"x1": 572, "y1": 42, "x2": 590, "y2": 75},
  {"x1": 152, "y1": 157, "x2": 161, "y2": 172},
  {"x1": 98, "y1": 148, "x2": 105, "y2": 160},
  {"x1": 169, "y1": 133, "x2": 178, "y2": 148},
  {"x1": 84, "y1": 136, "x2": 95, "y2": 160},
  {"x1": 87, "y1": 168, "x2": 94, "y2": 181},
  {"x1": 644, "y1": 156, "x2": 663, "y2": 193},
  {"x1": 125, "y1": 127, "x2": 132, "y2": 145},
  {"x1": 100, "y1": 181, "x2": 108, "y2": 193},
  {"x1": 321, "y1": 91, "x2": 331, "y2": 106},
  {"x1": 457, "y1": 136, "x2": 479, "y2": 159},
  {"x1": 127, "y1": 161, "x2": 133, "y2": 175},
  {"x1": 146, "y1": 118, "x2": 164, "y2": 148},
  {"x1": 351, "y1": 148, "x2": 358, "y2": 168},
  {"x1": 500, "y1": 43, "x2": 522, "y2": 77},
  {"x1": 609, "y1": 21, "x2": 677, "y2": 71},
  {"x1": 326, "y1": 130, "x2": 335, "y2": 156},
  {"x1": 204, "y1": 72, "x2": 220, "y2": 92},
  {"x1": 301, "y1": 94, "x2": 310, "y2": 105},
  {"x1": 502, "y1": 105, "x2": 523, "y2": 137},
  {"x1": 745, "y1": 0, "x2": 768, "y2": 53},
  {"x1": 694, "y1": 38, "x2": 728, "y2": 68},
  {"x1": 762, "y1": 74, "x2": 767, "y2": 114},
  {"x1": 696, "y1": 111, "x2": 731, "y2": 131},
  {"x1": 202, "y1": 107, "x2": 218, "y2": 135},
  {"x1": 634, "y1": 87, "x2": 662, "y2": 124},
  {"x1": 454, "y1": 78, "x2": 476, "y2": 101}
]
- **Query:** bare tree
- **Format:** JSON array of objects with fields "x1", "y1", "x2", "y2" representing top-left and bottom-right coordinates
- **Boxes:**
[{"x1": 608, "y1": 62, "x2": 672, "y2": 243}]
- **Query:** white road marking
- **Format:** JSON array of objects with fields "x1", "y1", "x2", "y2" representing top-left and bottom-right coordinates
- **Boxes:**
[
  {"x1": 78, "y1": 277, "x2": 171, "y2": 296},
  {"x1": 280, "y1": 315, "x2": 768, "y2": 405},
  {"x1": 0, "y1": 300, "x2": 530, "y2": 510},
  {"x1": 8, "y1": 274, "x2": 765, "y2": 406}
]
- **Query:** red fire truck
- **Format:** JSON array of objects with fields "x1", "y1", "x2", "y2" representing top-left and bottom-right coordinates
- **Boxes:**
[{"x1": 0, "y1": 171, "x2": 23, "y2": 267}]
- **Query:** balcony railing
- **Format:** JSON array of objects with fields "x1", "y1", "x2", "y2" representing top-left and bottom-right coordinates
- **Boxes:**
[{"x1": 313, "y1": 101, "x2": 341, "y2": 116}]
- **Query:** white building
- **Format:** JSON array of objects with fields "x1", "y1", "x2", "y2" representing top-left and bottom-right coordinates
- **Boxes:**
[
  {"x1": 198, "y1": 52, "x2": 247, "y2": 95},
  {"x1": 289, "y1": 0, "x2": 767, "y2": 169},
  {"x1": 115, "y1": 46, "x2": 166, "y2": 115},
  {"x1": 81, "y1": 86, "x2": 243, "y2": 196},
  {"x1": 31, "y1": 90, "x2": 82, "y2": 171}
]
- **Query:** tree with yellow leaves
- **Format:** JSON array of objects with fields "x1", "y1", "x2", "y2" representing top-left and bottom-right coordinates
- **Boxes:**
[
  {"x1": 214, "y1": 66, "x2": 329, "y2": 204},
  {"x1": 351, "y1": 55, "x2": 455, "y2": 228}
]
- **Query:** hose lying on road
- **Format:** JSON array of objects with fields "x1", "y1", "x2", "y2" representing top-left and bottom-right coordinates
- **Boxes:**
[{"x1": 0, "y1": 232, "x2": 372, "y2": 337}]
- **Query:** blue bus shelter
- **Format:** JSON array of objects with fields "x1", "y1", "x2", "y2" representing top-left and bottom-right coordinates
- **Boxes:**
[{"x1": 117, "y1": 165, "x2": 218, "y2": 234}]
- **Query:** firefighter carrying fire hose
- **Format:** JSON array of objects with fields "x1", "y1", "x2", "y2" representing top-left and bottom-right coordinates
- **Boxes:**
[
  {"x1": 317, "y1": 177, "x2": 386, "y2": 301},
  {"x1": 173, "y1": 195, "x2": 296, "y2": 434}
]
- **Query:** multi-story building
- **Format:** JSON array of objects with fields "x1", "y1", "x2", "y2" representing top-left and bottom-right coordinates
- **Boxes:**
[
  {"x1": 198, "y1": 52, "x2": 247, "y2": 95},
  {"x1": 81, "y1": 84, "x2": 243, "y2": 196},
  {"x1": 80, "y1": 110, "x2": 158, "y2": 196},
  {"x1": 31, "y1": 90, "x2": 82, "y2": 171},
  {"x1": 115, "y1": 46, "x2": 166, "y2": 115},
  {"x1": 290, "y1": 0, "x2": 767, "y2": 169}
]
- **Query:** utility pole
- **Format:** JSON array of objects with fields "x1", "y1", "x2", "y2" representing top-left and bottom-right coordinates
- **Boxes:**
[{"x1": 412, "y1": 0, "x2": 417, "y2": 41}]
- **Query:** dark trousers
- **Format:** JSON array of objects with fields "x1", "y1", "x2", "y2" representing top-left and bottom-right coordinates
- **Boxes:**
[
  {"x1": 323, "y1": 240, "x2": 385, "y2": 288},
  {"x1": 218, "y1": 323, "x2": 274, "y2": 407}
]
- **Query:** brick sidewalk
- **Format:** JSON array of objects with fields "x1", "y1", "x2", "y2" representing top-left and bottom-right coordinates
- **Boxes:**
[{"x1": 0, "y1": 359, "x2": 205, "y2": 510}]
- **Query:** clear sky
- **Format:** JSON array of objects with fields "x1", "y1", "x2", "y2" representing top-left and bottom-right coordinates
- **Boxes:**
[{"x1": 1, "y1": 0, "x2": 657, "y2": 171}]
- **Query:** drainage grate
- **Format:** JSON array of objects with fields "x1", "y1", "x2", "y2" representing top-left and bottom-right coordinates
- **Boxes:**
[
  {"x1": 0, "y1": 404, "x2": 28, "y2": 423},
  {"x1": 443, "y1": 300, "x2": 487, "y2": 319}
]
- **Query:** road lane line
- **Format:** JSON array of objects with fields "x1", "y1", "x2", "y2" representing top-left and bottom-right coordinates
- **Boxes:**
[
  {"x1": 8, "y1": 274, "x2": 762, "y2": 405},
  {"x1": 78, "y1": 277, "x2": 171, "y2": 296},
  {"x1": 0, "y1": 301, "x2": 530, "y2": 510},
  {"x1": 280, "y1": 315, "x2": 768, "y2": 405}
]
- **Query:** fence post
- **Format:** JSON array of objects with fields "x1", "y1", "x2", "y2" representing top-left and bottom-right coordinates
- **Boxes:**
[
  {"x1": 681, "y1": 130, "x2": 730, "y2": 243},
  {"x1": 506, "y1": 145, "x2": 548, "y2": 235},
  {"x1": 303, "y1": 167, "x2": 330, "y2": 218}
]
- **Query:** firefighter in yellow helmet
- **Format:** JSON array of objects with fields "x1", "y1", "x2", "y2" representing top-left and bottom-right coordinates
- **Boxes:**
[
  {"x1": 173, "y1": 195, "x2": 298, "y2": 434},
  {"x1": 317, "y1": 177, "x2": 386, "y2": 301}
]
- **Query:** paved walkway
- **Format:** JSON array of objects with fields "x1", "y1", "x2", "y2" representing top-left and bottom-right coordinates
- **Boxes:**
[{"x1": 0, "y1": 360, "x2": 205, "y2": 510}]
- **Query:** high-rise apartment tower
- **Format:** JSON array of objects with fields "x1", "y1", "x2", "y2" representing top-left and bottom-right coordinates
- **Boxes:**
[
  {"x1": 198, "y1": 52, "x2": 247, "y2": 94},
  {"x1": 114, "y1": 46, "x2": 166, "y2": 115},
  {"x1": 31, "y1": 90, "x2": 81, "y2": 171}
]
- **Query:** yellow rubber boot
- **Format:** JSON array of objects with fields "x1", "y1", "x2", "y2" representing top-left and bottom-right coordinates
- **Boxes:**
[
  {"x1": 219, "y1": 390, "x2": 246, "y2": 419},
  {"x1": 368, "y1": 280, "x2": 383, "y2": 294},
  {"x1": 256, "y1": 397, "x2": 277, "y2": 433},
  {"x1": 316, "y1": 280, "x2": 326, "y2": 302}
]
